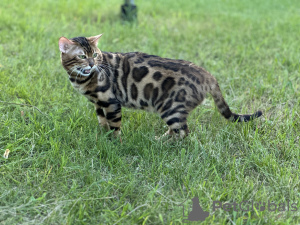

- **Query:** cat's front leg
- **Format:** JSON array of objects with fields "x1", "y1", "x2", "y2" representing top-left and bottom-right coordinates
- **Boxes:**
[
  {"x1": 103, "y1": 103, "x2": 122, "y2": 137},
  {"x1": 94, "y1": 104, "x2": 110, "y2": 130}
]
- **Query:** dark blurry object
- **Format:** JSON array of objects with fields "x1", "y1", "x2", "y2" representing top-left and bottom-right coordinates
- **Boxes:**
[{"x1": 121, "y1": 0, "x2": 137, "y2": 22}]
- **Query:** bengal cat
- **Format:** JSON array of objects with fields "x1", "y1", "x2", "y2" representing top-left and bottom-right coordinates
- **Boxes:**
[{"x1": 58, "y1": 34, "x2": 262, "y2": 139}]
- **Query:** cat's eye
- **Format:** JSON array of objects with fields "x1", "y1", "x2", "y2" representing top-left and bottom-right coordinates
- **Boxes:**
[
  {"x1": 93, "y1": 53, "x2": 98, "y2": 58},
  {"x1": 78, "y1": 55, "x2": 86, "y2": 59}
]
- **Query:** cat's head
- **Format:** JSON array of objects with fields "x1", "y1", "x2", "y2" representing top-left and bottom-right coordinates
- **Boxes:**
[{"x1": 58, "y1": 34, "x2": 103, "y2": 77}]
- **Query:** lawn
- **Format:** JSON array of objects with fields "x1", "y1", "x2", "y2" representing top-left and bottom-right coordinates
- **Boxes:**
[{"x1": 0, "y1": 0, "x2": 300, "y2": 224}]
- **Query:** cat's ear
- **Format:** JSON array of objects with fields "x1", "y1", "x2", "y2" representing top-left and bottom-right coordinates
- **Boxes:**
[
  {"x1": 88, "y1": 34, "x2": 103, "y2": 46},
  {"x1": 58, "y1": 37, "x2": 75, "y2": 53}
]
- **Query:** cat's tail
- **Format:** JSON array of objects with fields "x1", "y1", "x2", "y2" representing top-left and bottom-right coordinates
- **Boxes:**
[{"x1": 209, "y1": 83, "x2": 262, "y2": 122}]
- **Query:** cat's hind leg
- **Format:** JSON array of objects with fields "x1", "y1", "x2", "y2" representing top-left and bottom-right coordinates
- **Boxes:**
[
  {"x1": 159, "y1": 107, "x2": 190, "y2": 139},
  {"x1": 165, "y1": 117, "x2": 189, "y2": 138}
]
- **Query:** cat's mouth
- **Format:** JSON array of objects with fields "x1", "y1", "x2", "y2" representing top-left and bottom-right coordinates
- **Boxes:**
[{"x1": 77, "y1": 68, "x2": 91, "y2": 75}]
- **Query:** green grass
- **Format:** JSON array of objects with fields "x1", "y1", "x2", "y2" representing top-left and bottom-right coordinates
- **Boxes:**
[{"x1": 1, "y1": 0, "x2": 300, "y2": 224}]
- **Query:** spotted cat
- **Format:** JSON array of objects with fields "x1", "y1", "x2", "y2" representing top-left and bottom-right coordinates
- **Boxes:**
[{"x1": 58, "y1": 34, "x2": 262, "y2": 138}]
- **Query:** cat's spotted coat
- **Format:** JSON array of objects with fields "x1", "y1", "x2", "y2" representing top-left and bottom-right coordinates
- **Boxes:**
[{"x1": 58, "y1": 34, "x2": 262, "y2": 138}]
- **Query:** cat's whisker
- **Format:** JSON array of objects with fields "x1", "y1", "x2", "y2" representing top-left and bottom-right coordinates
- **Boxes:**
[
  {"x1": 100, "y1": 64, "x2": 114, "y2": 74},
  {"x1": 69, "y1": 67, "x2": 78, "y2": 77},
  {"x1": 101, "y1": 63, "x2": 114, "y2": 70},
  {"x1": 101, "y1": 69, "x2": 110, "y2": 80},
  {"x1": 97, "y1": 65, "x2": 110, "y2": 79},
  {"x1": 67, "y1": 67, "x2": 75, "y2": 75},
  {"x1": 101, "y1": 64, "x2": 113, "y2": 71},
  {"x1": 97, "y1": 60, "x2": 114, "y2": 70},
  {"x1": 76, "y1": 68, "x2": 83, "y2": 80},
  {"x1": 102, "y1": 68, "x2": 111, "y2": 79},
  {"x1": 80, "y1": 68, "x2": 84, "y2": 77}
]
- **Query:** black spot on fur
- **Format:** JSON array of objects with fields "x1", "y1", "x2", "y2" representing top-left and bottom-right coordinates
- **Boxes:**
[
  {"x1": 170, "y1": 91, "x2": 175, "y2": 98},
  {"x1": 112, "y1": 117, "x2": 122, "y2": 122},
  {"x1": 155, "y1": 92, "x2": 169, "y2": 105},
  {"x1": 132, "y1": 66, "x2": 149, "y2": 82},
  {"x1": 140, "y1": 100, "x2": 148, "y2": 107},
  {"x1": 175, "y1": 89, "x2": 187, "y2": 102},
  {"x1": 114, "y1": 68, "x2": 119, "y2": 79},
  {"x1": 173, "y1": 129, "x2": 180, "y2": 134},
  {"x1": 96, "y1": 98, "x2": 119, "y2": 108},
  {"x1": 131, "y1": 83, "x2": 138, "y2": 100},
  {"x1": 161, "y1": 104, "x2": 186, "y2": 119},
  {"x1": 198, "y1": 92, "x2": 204, "y2": 101},
  {"x1": 167, "y1": 117, "x2": 182, "y2": 126},
  {"x1": 189, "y1": 84, "x2": 198, "y2": 95},
  {"x1": 162, "y1": 99, "x2": 173, "y2": 112},
  {"x1": 97, "y1": 100, "x2": 110, "y2": 108},
  {"x1": 101, "y1": 54, "x2": 109, "y2": 66},
  {"x1": 153, "y1": 71, "x2": 162, "y2": 81},
  {"x1": 96, "y1": 108, "x2": 105, "y2": 117},
  {"x1": 115, "y1": 55, "x2": 121, "y2": 68},
  {"x1": 90, "y1": 94, "x2": 97, "y2": 98},
  {"x1": 107, "y1": 52, "x2": 113, "y2": 59},
  {"x1": 126, "y1": 52, "x2": 136, "y2": 58},
  {"x1": 148, "y1": 60, "x2": 181, "y2": 72},
  {"x1": 178, "y1": 77, "x2": 185, "y2": 85},
  {"x1": 143, "y1": 54, "x2": 159, "y2": 58},
  {"x1": 121, "y1": 58, "x2": 130, "y2": 98},
  {"x1": 181, "y1": 66, "x2": 204, "y2": 84},
  {"x1": 181, "y1": 124, "x2": 188, "y2": 130},
  {"x1": 113, "y1": 69, "x2": 122, "y2": 98},
  {"x1": 109, "y1": 126, "x2": 120, "y2": 131},
  {"x1": 162, "y1": 77, "x2": 175, "y2": 91},
  {"x1": 134, "y1": 57, "x2": 144, "y2": 64},
  {"x1": 106, "y1": 107, "x2": 121, "y2": 120},
  {"x1": 180, "y1": 65, "x2": 198, "y2": 75},
  {"x1": 144, "y1": 83, "x2": 154, "y2": 100},
  {"x1": 156, "y1": 103, "x2": 163, "y2": 111},
  {"x1": 106, "y1": 112, "x2": 117, "y2": 120},
  {"x1": 152, "y1": 87, "x2": 159, "y2": 106}
]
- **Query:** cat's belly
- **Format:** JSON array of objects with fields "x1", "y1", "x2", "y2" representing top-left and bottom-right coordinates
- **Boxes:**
[{"x1": 121, "y1": 101, "x2": 156, "y2": 113}]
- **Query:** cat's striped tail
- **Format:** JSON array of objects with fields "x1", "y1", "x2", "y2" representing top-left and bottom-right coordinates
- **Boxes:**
[{"x1": 210, "y1": 83, "x2": 262, "y2": 122}]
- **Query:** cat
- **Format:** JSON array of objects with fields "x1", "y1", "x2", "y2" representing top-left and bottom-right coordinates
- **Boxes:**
[{"x1": 58, "y1": 34, "x2": 262, "y2": 139}]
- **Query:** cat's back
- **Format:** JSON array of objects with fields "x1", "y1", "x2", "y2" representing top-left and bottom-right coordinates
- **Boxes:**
[
  {"x1": 121, "y1": 52, "x2": 195, "y2": 68},
  {"x1": 105, "y1": 51, "x2": 208, "y2": 72},
  {"x1": 114, "y1": 52, "x2": 212, "y2": 85}
]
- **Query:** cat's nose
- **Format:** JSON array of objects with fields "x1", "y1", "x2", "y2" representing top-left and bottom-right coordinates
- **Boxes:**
[
  {"x1": 88, "y1": 58, "x2": 94, "y2": 68},
  {"x1": 89, "y1": 61, "x2": 94, "y2": 68}
]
